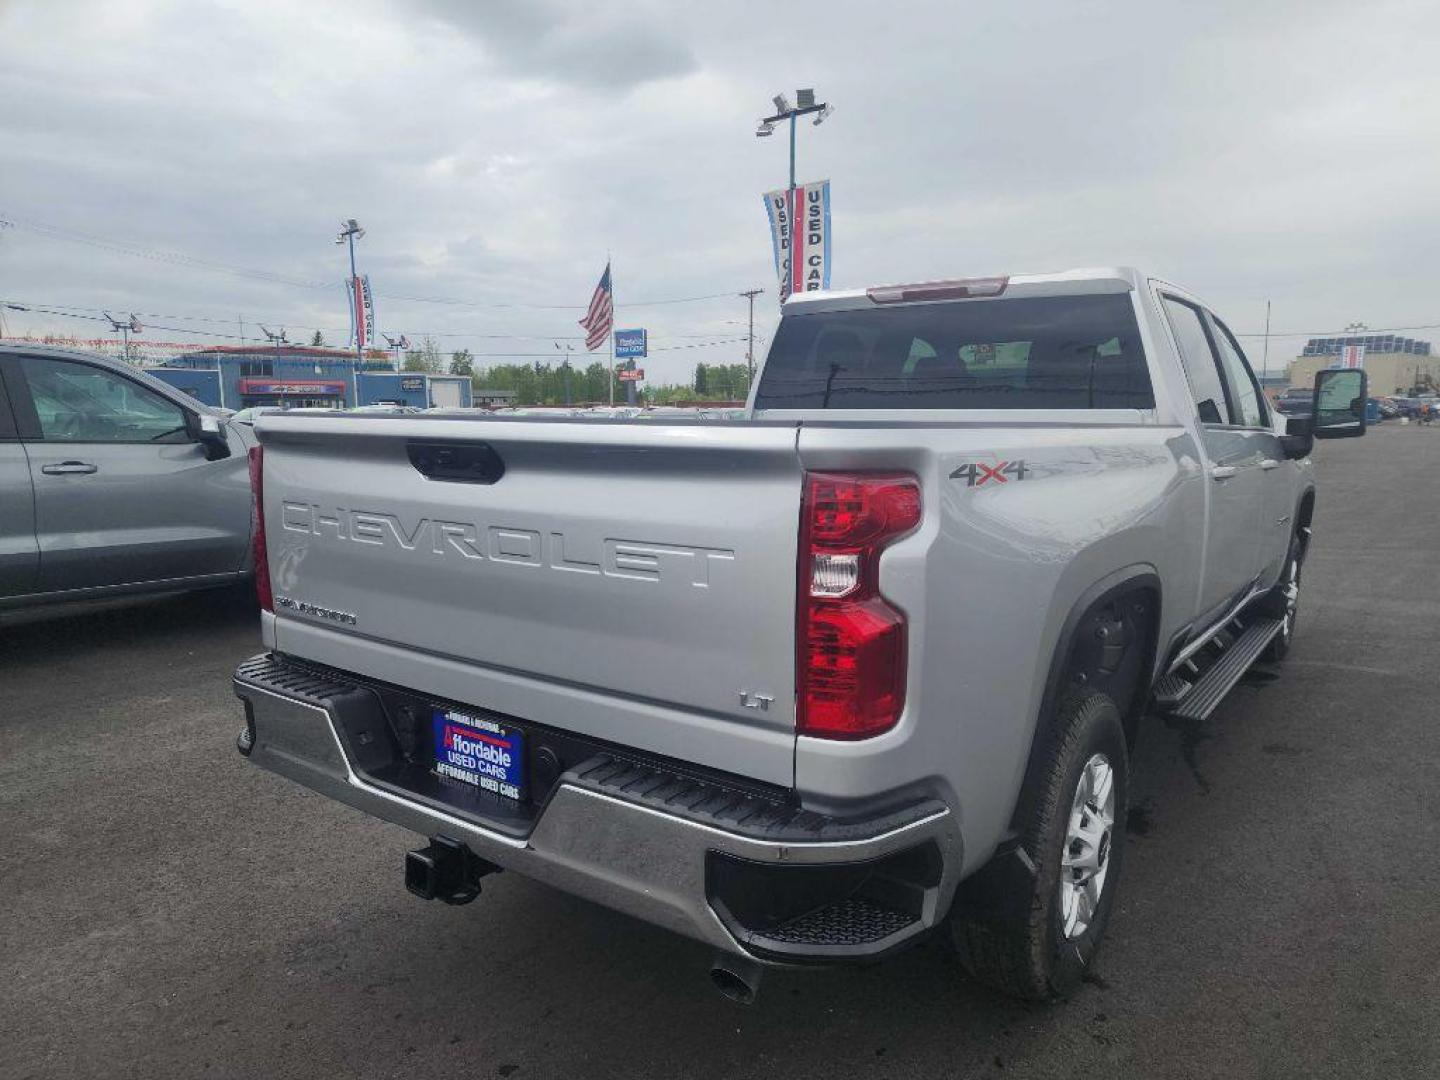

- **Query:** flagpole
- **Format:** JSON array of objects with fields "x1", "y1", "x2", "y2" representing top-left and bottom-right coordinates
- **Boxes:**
[{"x1": 607, "y1": 253, "x2": 615, "y2": 407}]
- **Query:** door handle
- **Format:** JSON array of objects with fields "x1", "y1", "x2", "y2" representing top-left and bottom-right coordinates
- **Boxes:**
[
  {"x1": 40, "y1": 461, "x2": 98, "y2": 475},
  {"x1": 1259, "y1": 459, "x2": 1280, "y2": 471},
  {"x1": 1209, "y1": 465, "x2": 1239, "y2": 481}
]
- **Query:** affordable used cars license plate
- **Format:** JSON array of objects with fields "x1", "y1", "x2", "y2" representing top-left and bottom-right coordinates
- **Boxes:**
[{"x1": 431, "y1": 708, "x2": 525, "y2": 801}]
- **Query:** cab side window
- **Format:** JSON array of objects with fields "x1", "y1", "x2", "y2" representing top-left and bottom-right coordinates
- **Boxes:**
[
  {"x1": 1209, "y1": 316, "x2": 1268, "y2": 428},
  {"x1": 0, "y1": 365, "x2": 19, "y2": 440},
  {"x1": 1161, "y1": 296, "x2": 1228, "y2": 424},
  {"x1": 19, "y1": 357, "x2": 188, "y2": 443}
]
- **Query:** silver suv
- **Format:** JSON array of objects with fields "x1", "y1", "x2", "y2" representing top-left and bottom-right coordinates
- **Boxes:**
[{"x1": 0, "y1": 345, "x2": 252, "y2": 611}]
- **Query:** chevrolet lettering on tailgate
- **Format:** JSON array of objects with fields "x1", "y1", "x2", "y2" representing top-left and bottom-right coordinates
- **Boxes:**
[{"x1": 281, "y1": 502, "x2": 736, "y2": 587}]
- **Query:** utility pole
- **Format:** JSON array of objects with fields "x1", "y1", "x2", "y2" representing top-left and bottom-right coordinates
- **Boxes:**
[
  {"x1": 739, "y1": 288, "x2": 764, "y2": 384},
  {"x1": 1261, "y1": 300, "x2": 1271, "y2": 382},
  {"x1": 0, "y1": 220, "x2": 9, "y2": 338},
  {"x1": 756, "y1": 89, "x2": 833, "y2": 302}
]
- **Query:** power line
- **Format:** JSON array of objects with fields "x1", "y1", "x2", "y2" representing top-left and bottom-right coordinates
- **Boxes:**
[
  {"x1": 1231, "y1": 322, "x2": 1440, "y2": 339},
  {"x1": 1, "y1": 297, "x2": 766, "y2": 346},
  {"x1": 1, "y1": 303, "x2": 755, "y2": 355},
  {"x1": 0, "y1": 214, "x2": 331, "y2": 289},
  {"x1": 0, "y1": 212, "x2": 752, "y2": 311}
]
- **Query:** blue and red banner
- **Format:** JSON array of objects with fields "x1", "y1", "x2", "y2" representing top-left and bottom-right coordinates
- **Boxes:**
[
  {"x1": 764, "y1": 179, "x2": 831, "y2": 302},
  {"x1": 345, "y1": 274, "x2": 377, "y2": 348}
]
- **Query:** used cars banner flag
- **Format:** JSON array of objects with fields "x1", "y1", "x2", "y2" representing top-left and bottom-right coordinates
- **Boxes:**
[
  {"x1": 346, "y1": 274, "x2": 377, "y2": 348},
  {"x1": 764, "y1": 180, "x2": 831, "y2": 303}
]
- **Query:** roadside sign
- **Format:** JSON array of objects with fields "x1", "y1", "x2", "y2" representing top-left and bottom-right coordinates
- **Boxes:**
[
  {"x1": 614, "y1": 328, "x2": 647, "y2": 358},
  {"x1": 617, "y1": 368, "x2": 645, "y2": 382}
]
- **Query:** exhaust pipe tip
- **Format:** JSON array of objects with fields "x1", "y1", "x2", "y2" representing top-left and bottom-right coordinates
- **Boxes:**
[{"x1": 709, "y1": 952, "x2": 763, "y2": 1006}]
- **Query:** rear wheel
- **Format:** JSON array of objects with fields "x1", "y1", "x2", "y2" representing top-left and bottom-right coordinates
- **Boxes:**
[{"x1": 949, "y1": 690, "x2": 1129, "y2": 1000}]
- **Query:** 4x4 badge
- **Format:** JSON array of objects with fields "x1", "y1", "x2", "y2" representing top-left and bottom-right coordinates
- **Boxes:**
[{"x1": 951, "y1": 460, "x2": 1029, "y2": 487}]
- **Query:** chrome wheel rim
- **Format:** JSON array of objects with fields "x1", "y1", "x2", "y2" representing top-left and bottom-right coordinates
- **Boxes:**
[{"x1": 1060, "y1": 753, "x2": 1116, "y2": 940}]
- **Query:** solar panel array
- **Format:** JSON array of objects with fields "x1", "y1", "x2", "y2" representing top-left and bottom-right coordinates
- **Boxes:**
[{"x1": 1301, "y1": 334, "x2": 1432, "y2": 357}]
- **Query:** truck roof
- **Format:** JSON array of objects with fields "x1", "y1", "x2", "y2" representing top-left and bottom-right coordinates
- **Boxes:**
[{"x1": 782, "y1": 266, "x2": 1145, "y2": 313}]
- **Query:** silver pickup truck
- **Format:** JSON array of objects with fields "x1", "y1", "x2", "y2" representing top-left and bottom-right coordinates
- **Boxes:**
[{"x1": 233, "y1": 267, "x2": 1366, "y2": 1003}]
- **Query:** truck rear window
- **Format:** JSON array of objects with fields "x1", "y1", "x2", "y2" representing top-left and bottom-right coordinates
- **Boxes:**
[{"x1": 753, "y1": 293, "x2": 1153, "y2": 411}]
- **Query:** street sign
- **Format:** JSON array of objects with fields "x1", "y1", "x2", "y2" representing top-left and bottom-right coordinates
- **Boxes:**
[
  {"x1": 614, "y1": 328, "x2": 647, "y2": 358},
  {"x1": 617, "y1": 368, "x2": 645, "y2": 382}
]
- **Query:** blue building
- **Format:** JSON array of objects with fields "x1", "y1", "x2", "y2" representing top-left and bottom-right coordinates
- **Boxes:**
[{"x1": 146, "y1": 346, "x2": 473, "y2": 410}]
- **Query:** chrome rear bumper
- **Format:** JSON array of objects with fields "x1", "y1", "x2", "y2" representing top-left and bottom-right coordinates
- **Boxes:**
[{"x1": 234, "y1": 653, "x2": 962, "y2": 961}]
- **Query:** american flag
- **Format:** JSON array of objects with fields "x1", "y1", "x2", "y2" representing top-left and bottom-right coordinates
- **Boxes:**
[{"x1": 578, "y1": 262, "x2": 613, "y2": 351}]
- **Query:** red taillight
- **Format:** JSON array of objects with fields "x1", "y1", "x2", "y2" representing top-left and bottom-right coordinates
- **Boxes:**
[
  {"x1": 247, "y1": 446, "x2": 273, "y2": 613},
  {"x1": 797, "y1": 472, "x2": 920, "y2": 739}
]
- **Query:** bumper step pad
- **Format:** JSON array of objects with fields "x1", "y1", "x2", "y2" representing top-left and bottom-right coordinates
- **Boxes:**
[
  {"x1": 761, "y1": 897, "x2": 918, "y2": 948},
  {"x1": 564, "y1": 753, "x2": 946, "y2": 843}
]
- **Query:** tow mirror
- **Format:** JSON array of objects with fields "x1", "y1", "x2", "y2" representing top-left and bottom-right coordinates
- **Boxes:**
[
  {"x1": 187, "y1": 410, "x2": 232, "y2": 460},
  {"x1": 1312, "y1": 368, "x2": 1367, "y2": 439},
  {"x1": 1279, "y1": 416, "x2": 1313, "y2": 460}
]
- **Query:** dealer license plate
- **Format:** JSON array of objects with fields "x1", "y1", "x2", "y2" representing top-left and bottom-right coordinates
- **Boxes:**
[{"x1": 431, "y1": 708, "x2": 526, "y2": 801}]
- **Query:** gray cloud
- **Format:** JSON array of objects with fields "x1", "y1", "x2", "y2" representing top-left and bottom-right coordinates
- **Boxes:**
[
  {"x1": 414, "y1": 0, "x2": 697, "y2": 92},
  {"x1": 1, "y1": 0, "x2": 1438, "y2": 384}
]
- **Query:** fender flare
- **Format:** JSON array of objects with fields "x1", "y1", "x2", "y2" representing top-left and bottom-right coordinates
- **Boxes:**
[{"x1": 1008, "y1": 564, "x2": 1161, "y2": 833}]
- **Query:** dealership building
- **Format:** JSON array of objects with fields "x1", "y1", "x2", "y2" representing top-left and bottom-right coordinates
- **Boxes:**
[
  {"x1": 145, "y1": 345, "x2": 474, "y2": 410},
  {"x1": 1287, "y1": 333, "x2": 1438, "y2": 395}
]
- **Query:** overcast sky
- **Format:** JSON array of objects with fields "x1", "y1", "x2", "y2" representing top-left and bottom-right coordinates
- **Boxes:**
[{"x1": 2, "y1": 0, "x2": 1438, "y2": 383}]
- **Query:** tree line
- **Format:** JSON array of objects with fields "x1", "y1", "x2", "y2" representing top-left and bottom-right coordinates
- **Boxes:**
[{"x1": 396, "y1": 335, "x2": 752, "y2": 406}]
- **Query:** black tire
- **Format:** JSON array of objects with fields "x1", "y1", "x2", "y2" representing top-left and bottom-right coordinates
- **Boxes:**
[
  {"x1": 1258, "y1": 536, "x2": 1302, "y2": 662},
  {"x1": 949, "y1": 690, "x2": 1129, "y2": 1001}
]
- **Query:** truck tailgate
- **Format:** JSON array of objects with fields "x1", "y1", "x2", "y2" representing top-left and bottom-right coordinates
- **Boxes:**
[{"x1": 257, "y1": 416, "x2": 803, "y2": 785}]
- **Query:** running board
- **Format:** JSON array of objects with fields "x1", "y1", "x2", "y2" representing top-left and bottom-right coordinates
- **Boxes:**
[{"x1": 1161, "y1": 617, "x2": 1284, "y2": 722}]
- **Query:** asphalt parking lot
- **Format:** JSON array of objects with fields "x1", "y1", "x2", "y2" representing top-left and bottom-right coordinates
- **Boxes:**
[{"x1": 3, "y1": 425, "x2": 1438, "y2": 1080}]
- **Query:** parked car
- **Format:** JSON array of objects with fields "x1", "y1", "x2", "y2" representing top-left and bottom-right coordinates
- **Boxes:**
[
  {"x1": 232, "y1": 268, "x2": 1366, "y2": 1003},
  {"x1": 1273, "y1": 385, "x2": 1315, "y2": 416},
  {"x1": 0, "y1": 345, "x2": 252, "y2": 611},
  {"x1": 350, "y1": 404, "x2": 425, "y2": 415}
]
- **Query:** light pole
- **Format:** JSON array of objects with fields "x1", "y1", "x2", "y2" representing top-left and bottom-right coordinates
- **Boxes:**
[
  {"x1": 1342, "y1": 321, "x2": 1368, "y2": 371},
  {"x1": 756, "y1": 88, "x2": 832, "y2": 301},
  {"x1": 337, "y1": 218, "x2": 366, "y2": 402},
  {"x1": 383, "y1": 333, "x2": 409, "y2": 371},
  {"x1": 555, "y1": 341, "x2": 576, "y2": 404},
  {"x1": 259, "y1": 325, "x2": 286, "y2": 368},
  {"x1": 739, "y1": 288, "x2": 764, "y2": 385},
  {"x1": 104, "y1": 312, "x2": 142, "y2": 363}
]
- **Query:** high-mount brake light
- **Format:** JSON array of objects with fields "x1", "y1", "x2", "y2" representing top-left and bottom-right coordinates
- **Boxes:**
[
  {"x1": 247, "y1": 446, "x2": 273, "y2": 613},
  {"x1": 866, "y1": 276, "x2": 1009, "y2": 304},
  {"x1": 797, "y1": 472, "x2": 921, "y2": 740}
]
